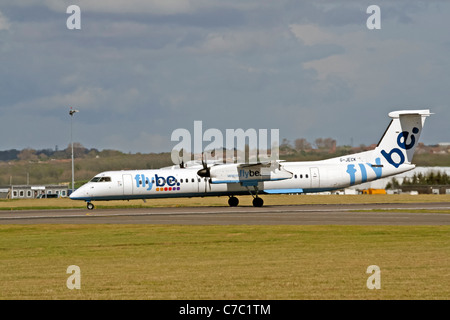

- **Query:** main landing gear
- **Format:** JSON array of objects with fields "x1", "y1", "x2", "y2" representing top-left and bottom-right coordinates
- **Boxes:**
[
  {"x1": 227, "y1": 186, "x2": 264, "y2": 207},
  {"x1": 247, "y1": 185, "x2": 264, "y2": 207}
]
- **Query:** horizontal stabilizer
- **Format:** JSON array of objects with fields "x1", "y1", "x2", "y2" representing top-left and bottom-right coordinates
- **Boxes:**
[{"x1": 388, "y1": 109, "x2": 433, "y2": 118}]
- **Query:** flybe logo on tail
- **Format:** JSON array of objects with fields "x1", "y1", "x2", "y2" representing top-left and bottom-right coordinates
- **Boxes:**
[
  {"x1": 381, "y1": 127, "x2": 419, "y2": 168},
  {"x1": 134, "y1": 174, "x2": 181, "y2": 191}
]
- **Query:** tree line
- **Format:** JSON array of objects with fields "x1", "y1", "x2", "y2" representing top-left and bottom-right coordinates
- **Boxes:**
[
  {"x1": 386, "y1": 171, "x2": 450, "y2": 189},
  {"x1": 0, "y1": 144, "x2": 121, "y2": 162},
  {"x1": 402, "y1": 171, "x2": 450, "y2": 186}
]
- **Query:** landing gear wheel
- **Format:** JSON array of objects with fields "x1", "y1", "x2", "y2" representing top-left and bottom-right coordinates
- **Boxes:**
[
  {"x1": 228, "y1": 196, "x2": 239, "y2": 207},
  {"x1": 252, "y1": 197, "x2": 264, "y2": 207},
  {"x1": 87, "y1": 202, "x2": 95, "y2": 210}
]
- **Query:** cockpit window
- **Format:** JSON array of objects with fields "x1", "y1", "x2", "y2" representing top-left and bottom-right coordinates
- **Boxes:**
[{"x1": 90, "y1": 176, "x2": 111, "y2": 182}]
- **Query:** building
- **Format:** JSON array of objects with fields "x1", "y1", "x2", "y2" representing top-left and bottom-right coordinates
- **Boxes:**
[
  {"x1": 0, "y1": 185, "x2": 69, "y2": 199},
  {"x1": 401, "y1": 185, "x2": 450, "y2": 195}
]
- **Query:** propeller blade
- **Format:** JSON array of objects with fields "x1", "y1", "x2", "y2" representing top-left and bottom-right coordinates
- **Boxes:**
[
  {"x1": 179, "y1": 149, "x2": 184, "y2": 168},
  {"x1": 197, "y1": 152, "x2": 210, "y2": 177}
]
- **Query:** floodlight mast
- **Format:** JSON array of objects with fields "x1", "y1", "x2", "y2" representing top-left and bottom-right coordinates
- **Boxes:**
[{"x1": 69, "y1": 107, "x2": 79, "y2": 193}]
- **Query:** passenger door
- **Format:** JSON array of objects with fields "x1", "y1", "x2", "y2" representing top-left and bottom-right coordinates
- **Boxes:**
[
  {"x1": 122, "y1": 174, "x2": 133, "y2": 195},
  {"x1": 310, "y1": 167, "x2": 320, "y2": 189}
]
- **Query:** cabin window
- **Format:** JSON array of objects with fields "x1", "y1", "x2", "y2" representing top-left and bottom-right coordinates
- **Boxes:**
[
  {"x1": 191, "y1": 178, "x2": 195, "y2": 183},
  {"x1": 300, "y1": 174, "x2": 303, "y2": 179},
  {"x1": 180, "y1": 179, "x2": 183, "y2": 183},
  {"x1": 305, "y1": 174, "x2": 309, "y2": 178}
]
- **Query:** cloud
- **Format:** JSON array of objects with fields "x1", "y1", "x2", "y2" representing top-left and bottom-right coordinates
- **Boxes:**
[
  {"x1": 103, "y1": 131, "x2": 169, "y2": 153},
  {"x1": 21, "y1": 0, "x2": 205, "y2": 15},
  {"x1": 289, "y1": 23, "x2": 428, "y2": 100},
  {"x1": 191, "y1": 29, "x2": 277, "y2": 54},
  {"x1": 0, "y1": 11, "x2": 11, "y2": 30},
  {"x1": 289, "y1": 24, "x2": 334, "y2": 46},
  {"x1": 0, "y1": 1, "x2": 449, "y2": 152}
]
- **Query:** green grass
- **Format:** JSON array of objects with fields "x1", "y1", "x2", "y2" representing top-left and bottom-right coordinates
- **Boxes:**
[
  {"x1": 1, "y1": 194, "x2": 448, "y2": 299},
  {"x1": 0, "y1": 224, "x2": 448, "y2": 299}
]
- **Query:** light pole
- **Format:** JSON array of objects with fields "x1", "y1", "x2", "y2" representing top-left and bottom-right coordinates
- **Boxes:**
[{"x1": 69, "y1": 107, "x2": 79, "y2": 194}]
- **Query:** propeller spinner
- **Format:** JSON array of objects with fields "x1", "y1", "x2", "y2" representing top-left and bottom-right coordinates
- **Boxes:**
[{"x1": 197, "y1": 154, "x2": 210, "y2": 177}]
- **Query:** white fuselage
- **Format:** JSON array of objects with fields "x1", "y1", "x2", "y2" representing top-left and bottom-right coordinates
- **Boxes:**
[{"x1": 69, "y1": 159, "x2": 415, "y2": 202}]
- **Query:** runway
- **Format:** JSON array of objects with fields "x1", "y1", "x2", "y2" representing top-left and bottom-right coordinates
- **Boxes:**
[{"x1": 0, "y1": 202, "x2": 449, "y2": 225}]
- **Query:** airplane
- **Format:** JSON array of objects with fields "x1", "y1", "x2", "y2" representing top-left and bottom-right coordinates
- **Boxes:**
[{"x1": 70, "y1": 109, "x2": 432, "y2": 210}]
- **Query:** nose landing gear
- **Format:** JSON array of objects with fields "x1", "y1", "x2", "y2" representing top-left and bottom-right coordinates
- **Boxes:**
[{"x1": 86, "y1": 202, "x2": 95, "y2": 210}]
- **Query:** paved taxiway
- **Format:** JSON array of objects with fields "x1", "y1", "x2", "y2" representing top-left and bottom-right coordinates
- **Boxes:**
[{"x1": 0, "y1": 202, "x2": 449, "y2": 225}]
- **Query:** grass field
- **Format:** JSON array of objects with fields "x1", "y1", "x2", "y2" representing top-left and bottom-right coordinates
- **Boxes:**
[
  {"x1": 0, "y1": 224, "x2": 448, "y2": 299},
  {"x1": 0, "y1": 194, "x2": 449, "y2": 300}
]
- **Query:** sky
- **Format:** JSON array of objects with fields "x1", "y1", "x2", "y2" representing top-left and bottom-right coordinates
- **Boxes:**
[{"x1": 0, "y1": 0, "x2": 449, "y2": 154}]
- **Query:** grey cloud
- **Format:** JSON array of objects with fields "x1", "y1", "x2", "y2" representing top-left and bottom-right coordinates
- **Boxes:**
[{"x1": 0, "y1": 1, "x2": 449, "y2": 152}]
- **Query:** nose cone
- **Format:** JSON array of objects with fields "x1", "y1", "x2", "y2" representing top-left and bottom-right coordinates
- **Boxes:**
[
  {"x1": 69, "y1": 188, "x2": 80, "y2": 200},
  {"x1": 69, "y1": 186, "x2": 89, "y2": 200}
]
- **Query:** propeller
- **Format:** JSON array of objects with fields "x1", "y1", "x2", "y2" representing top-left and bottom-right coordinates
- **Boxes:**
[
  {"x1": 197, "y1": 152, "x2": 210, "y2": 178},
  {"x1": 178, "y1": 148, "x2": 185, "y2": 169}
]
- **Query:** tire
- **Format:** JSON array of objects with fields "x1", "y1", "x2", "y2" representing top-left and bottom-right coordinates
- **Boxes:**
[
  {"x1": 228, "y1": 196, "x2": 239, "y2": 207},
  {"x1": 252, "y1": 197, "x2": 264, "y2": 207}
]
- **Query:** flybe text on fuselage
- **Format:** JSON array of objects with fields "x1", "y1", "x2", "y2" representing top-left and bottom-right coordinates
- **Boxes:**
[
  {"x1": 346, "y1": 158, "x2": 382, "y2": 186},
  {"x1": 239, "y1": 169, "x2": 261, "y2": 178},
  {"x1": 134, "y1": 173, "x2": 180, "y2": 191}
]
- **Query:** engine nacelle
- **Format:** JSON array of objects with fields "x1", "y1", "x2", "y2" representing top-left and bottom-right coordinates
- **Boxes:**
[{"x1": 209, "y1": 162, "x2": 293, "y2": 185}]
